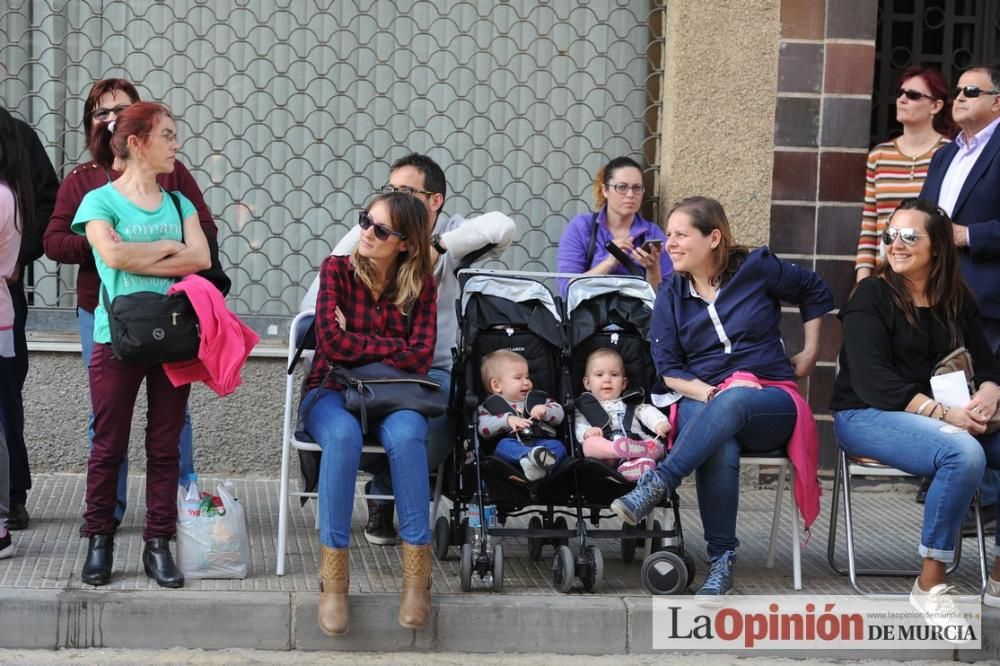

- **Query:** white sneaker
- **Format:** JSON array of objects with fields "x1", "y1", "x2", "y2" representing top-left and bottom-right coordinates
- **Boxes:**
[
  {"x1": 909, "y1": 578, "x2": 972, "y2": 643},
  {"x1": 520, "y1": 456, "x2": 546, "y2": 482},
  {"x1": 984, "y1": 576, "x2": 1000, "y2": 608}
]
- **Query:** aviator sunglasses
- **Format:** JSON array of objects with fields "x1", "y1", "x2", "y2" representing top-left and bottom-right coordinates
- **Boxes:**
[
  {"x1": 359, "y1": 211, "x2": 406, "y2": 241},
  {"x1": 882, "y1": 227, "x2": 925, "y2": 246}
]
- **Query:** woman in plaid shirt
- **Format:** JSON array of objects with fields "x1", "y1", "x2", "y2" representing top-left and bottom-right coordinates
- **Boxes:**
[{"x1": 301, "y1": 192, "x2": 437, "y2": 636}]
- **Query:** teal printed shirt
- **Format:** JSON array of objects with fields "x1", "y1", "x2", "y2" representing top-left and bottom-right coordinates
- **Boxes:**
[{"x1": 71, "y1": 184, "x2": 196, "y2": 344}]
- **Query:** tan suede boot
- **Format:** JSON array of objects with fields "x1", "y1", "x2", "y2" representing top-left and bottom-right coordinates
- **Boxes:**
[
  {"x1": 399, "y1": 542, "x2": 432, "y2": 629},
  {"x1": 318, "y1": 546, "x2": 350, "y2": 636}
]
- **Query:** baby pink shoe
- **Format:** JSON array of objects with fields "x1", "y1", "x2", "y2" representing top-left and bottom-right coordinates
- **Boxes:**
[
  {"x1": 641, "y1": 438, "x2": 666, "y2": 461},
  {"x1": 612, "y1": 436, "x2": 649, "y2": 459},
  {"x1": 618, "y1": 457, "x2": 657, "y2": 482}
]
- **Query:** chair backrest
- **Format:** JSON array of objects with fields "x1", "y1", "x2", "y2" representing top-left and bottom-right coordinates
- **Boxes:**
[{"x1": 287, "y1": 311, "x2": 316, "y2": 375}]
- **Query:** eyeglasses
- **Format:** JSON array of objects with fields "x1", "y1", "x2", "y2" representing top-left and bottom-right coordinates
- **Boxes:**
[
  {"x1": 380, "y1": 184, "x2": 436, "y2": 197},
  {"x1": 954, "y1": 85, "x2": 1000, "y2": 99},
  {"x1": 359, "y1": 211, "x2": 406, "y2": 241},
  {"x1": 896, "y1": 88, "x2": 935, "y2": 101},
  {"x1": 93, "y1": 104, "x2": 130, "y2": 121},
  {"x1": 609, "y1": 183, "x2": 644, "y2": 195},
  {"x1": 882, "y1": 227, "x2": 926, "y2": 246}
]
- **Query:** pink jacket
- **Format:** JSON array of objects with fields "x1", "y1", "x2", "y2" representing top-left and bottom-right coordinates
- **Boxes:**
[
  {"x1": 163, "y1": 275, "x2": 259, "y2": 397},
  {"x1": 667, "y1": 371, "x2": 822, "y2": 530}
]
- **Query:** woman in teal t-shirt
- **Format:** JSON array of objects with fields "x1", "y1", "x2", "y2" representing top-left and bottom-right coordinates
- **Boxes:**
[{"x1": 71, "y1": 102, "x2": 210, "y2": 589}]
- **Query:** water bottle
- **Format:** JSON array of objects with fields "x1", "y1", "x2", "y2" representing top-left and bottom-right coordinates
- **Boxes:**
[
  {"x1": 483, "y1": 503, "x2": 497, "y2": 549},
  {"x1": 468, "y1": 494, "x2": 482, "y2": 547}
]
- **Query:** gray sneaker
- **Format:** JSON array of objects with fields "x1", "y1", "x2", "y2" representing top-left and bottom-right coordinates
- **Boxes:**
[{"x1": 610, "y1": 470, "x2": 668, "y2": 525}]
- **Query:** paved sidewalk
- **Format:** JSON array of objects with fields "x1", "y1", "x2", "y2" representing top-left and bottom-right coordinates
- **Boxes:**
[{"x1": 1, "y1": 473, "x2": 997, "y2": 659}]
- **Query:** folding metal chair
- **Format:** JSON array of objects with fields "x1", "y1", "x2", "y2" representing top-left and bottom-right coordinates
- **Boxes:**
[{"x1": 826, "y1": 446, "x2": 988, "y2": 595}]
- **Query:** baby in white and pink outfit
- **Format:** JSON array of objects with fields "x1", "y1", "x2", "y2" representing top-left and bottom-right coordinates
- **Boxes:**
[{"x1": 574, "y1": 348, "x2": 669, "y2": 481}]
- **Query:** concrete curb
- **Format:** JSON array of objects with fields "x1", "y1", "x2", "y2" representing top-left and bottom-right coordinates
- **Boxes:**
[{"x1": 2, "y1": 589, "x2": 998, "y2": 659}]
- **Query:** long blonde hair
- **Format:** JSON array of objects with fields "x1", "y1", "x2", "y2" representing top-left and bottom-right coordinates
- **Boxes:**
[{"x1": 350, "y1": 192, "x2": 433, "y2": 312}]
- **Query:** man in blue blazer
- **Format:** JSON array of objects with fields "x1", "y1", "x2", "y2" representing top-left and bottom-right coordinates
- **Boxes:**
[
  {"x1": 920, "y1": 65, "x2": 1000, "y2": 588},
  {"x1": 921, "y1": 64, "x2": 1000, "y2": 342}
]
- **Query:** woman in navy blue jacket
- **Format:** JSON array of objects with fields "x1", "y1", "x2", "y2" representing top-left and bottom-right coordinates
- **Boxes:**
[{"x1": 612, "y1": 196, "x2": 832, "y2": 603}]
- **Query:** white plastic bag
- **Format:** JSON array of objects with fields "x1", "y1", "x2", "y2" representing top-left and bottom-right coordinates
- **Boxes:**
[{"x1": 176, "y1": 482, "x2": 250, "y2": 579}]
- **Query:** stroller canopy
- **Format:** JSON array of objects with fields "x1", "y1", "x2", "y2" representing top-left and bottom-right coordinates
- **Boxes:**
[
  {"x1": 461, "y1": 274, "x2": 563, "y2": 346},
  {"x1": 566, "y1": 276, "x2": 656, "y2": 344}
]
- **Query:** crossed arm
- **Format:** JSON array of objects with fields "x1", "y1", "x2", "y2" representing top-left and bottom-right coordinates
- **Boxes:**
[{"x1": 84, "y1": 214, "x2": 211, "y2": 276}]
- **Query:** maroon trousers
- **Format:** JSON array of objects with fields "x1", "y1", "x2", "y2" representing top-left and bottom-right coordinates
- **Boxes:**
[{"x1": 84, "y1": 344, "x2": 190, "y2": 540}]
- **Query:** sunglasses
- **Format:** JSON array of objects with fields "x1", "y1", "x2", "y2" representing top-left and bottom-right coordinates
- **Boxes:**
[
  {"x1": 882, "y1": 227, "x2": 926, "y2": 246},
  {"x1": 359, "y1": 211, "x2": 406, "y2": 241},
  {"x1": 609, "y1": 183, "x2": 644, "y2": 195},
  {"x1": 954, "y1": 85, "x2": 1000, "y2": 99},
  {"x1": 896, "y1": 88, "x2": 935, "y2": 101},
  {"x1": 93, "y1": 103, "x2": 130, "y2": 121},
  {"x1": 380, "y1": 184, "x2": 436, "y2": 197}
]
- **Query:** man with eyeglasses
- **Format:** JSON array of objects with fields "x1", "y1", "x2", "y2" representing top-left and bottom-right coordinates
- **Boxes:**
[
  {"x1": 921, "y1": 64, "x2": 1000, "y2": 539},
  {"x1": 301, "y1": 152, "x2": 515, "y2": 545}
]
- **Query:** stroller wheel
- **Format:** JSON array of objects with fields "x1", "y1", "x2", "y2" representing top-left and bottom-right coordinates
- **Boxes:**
[
  {"x1": 640, "y1": 550, "x2": 688, "y2": 595},
  {"x1": 621, "y1": 524, "x2": 638, "y2": 563},
  {"x1": 582, "y1": 545, "x2": 604, "y2": 592},
  {"x1": 553, "y1": 516, "x2": 570, "y2": 547},
  {"x1": 460, "y1": 543, "x2": 474, "y2": 592},
  {"x1": 492, "y1": 543, "x2": 504, "y2": 592},
  {"x1": 527, "y1": 516, "x2": 544, "y2": 561},
  {"x1": 552, "y1": 545, "x2": 576, "y2": 593},
  {"x1": 433, "y1": 516, "x2": 451, "y2": 561},
  {"x1": 457, "y1": 517, "x2": 470, "y2": 545}
]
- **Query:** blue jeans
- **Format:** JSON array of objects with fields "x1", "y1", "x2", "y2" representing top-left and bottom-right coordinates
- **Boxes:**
[
  {"x1": 366, "y1": 366, "x2": 454, "y2": 503},
  {"x1": 494, "y1": 437, "x2": 567, "y2": 466},
  {"x1": 302, "y1": 387, "x2": 430, "y2": 548},
  {"x1": 835, "y1": 408, "x2": 1000, "y2": 562},
  {"x1": 651, "y1": 388, "x2": 798, "y2": 558},
  {"x1": 80, "y1": 308, "x2": 196, "y2": 521}
]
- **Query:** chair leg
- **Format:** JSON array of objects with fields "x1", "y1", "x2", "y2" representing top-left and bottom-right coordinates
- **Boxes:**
[
  {"x1": 789, "y1": 466, "x2": 801, "y2": 591},
  {"x1": 826, "y1": 449, "x2": 844, "y2": 574},
  {"x1": 765, "y1": 461, "x2": 787, "y2": 569}
]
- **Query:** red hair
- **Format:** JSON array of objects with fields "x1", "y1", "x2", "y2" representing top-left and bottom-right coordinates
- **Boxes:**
[
  {"x1": 88, "y1": 101, "x2": 172, "y2": 169},
  {"x1": 898, "y1": 66, "x2": 956, "y2": 138},
  {"x1": 82, "y1": 78, "x2": 140, "y2": 133}
]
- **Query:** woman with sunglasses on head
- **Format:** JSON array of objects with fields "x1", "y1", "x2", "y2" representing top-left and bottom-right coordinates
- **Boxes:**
[
  {"x1": 832, "y1": 199, "x2": 1000, "y2": 613},
  {"x1": 611, "y1": 196, "x2": 832, "y2": 604},
  {"x1": 556, "y1": 156, "x2": 671, "y2": 295},
  {"x1": 72, "y1": 102, "x2": 211, "y2": 588},
  {"x1": 44, "y1": 79, "x2": 220, "y2": 526},
  {"x1": 301, "y1": 192, "x2": 436, "y2": 636},
  {"x1": 855, "y1": 67, "x2": 956, "y2": 282}
]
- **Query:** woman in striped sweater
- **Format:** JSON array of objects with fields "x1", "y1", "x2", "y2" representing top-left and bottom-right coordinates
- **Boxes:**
[{"x1": 855, "y1": 67, "x2": 955, "y2": 281}]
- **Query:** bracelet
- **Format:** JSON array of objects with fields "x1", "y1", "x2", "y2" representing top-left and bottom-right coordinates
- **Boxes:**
[
  {"x1": 706, "y1": 387, "x2": 720, "y2": 402},
  {"x1": 915, "y1": 398, "x2": 934, "y2": 416},
  {"x1": 935, "y1": 404, "x2": 950, "y2": 421}
]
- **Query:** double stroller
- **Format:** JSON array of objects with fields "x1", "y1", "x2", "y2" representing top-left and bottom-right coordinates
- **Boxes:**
[{"x1": 432, "y1": 270, "x2": 698, "y2": 594}]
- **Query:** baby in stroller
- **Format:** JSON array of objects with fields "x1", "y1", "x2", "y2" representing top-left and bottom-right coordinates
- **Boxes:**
[
  {"x1": 476, "y1": 350, "x2": 567, "y2": 481},
  {"x1": 575, "y1": 348, "x2": 669, "y2": 481}
]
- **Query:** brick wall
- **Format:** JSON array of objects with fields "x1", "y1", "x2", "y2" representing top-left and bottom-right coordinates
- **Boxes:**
[{"x1": 771, "y1": 0, "x2": 877, "y2": 468}]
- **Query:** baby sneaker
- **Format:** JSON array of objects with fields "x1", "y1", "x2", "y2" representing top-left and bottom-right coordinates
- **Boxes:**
[
  {"x1": 618, "y1": 457, "x2": 656, "y2": 482},
  {"x1": 642, "y1": 438, "x2": 666, "y2": 461},
  {"x1": 612, "y1": 437, "x2": 648, "y2": 459}
]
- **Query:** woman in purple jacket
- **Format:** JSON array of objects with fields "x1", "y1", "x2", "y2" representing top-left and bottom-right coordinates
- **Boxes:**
[{"x1": 556, "y1": 156, "x2": 671, "y2": 295}]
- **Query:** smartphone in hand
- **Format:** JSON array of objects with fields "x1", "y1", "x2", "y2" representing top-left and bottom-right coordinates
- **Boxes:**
[{"x1": 641, "y1": 239, "x2": 664, "y2": 252}]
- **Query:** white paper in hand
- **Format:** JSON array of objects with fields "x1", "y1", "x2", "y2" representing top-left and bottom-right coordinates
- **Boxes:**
[{"x1": 930, "y1": 370, "x2": 971, "y2": 407}]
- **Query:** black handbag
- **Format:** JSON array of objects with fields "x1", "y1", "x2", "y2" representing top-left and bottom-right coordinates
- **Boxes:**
[
  {"x1": 165, "y1": 191, "x2": 231, "y2": 296},
  {"x1": 331, "y1": 362, "x2": 446, "y2": 435},
  {"x1": 102, "y1": 284, "x2": 200, "y2": 363}
]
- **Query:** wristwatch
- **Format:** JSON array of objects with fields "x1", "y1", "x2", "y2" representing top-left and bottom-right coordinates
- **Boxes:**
[{"x1": 431, "y1": 233, "x2": 447, "y2": 255}]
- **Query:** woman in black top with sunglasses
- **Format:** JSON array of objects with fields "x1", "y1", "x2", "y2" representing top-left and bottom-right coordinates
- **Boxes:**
[
  {"x1": 832, "y1": 199, "x2": 1000, "y2": 613},
  {"x1": 855, "y1": 67, "x2": 955, "y2": 282}
]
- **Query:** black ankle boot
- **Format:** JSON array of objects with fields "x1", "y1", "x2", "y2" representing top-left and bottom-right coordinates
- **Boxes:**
[
  {"x1": 143, "y1": 537, "x2": 184, "y2": 588},
  {"x1": 81, "y1": 534, "x2": 114, "y2": 586}
]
